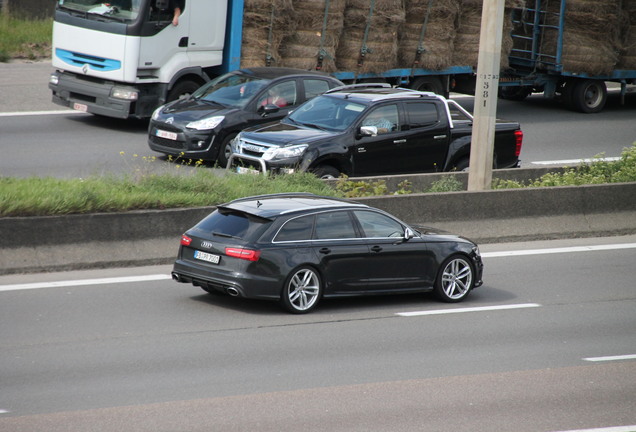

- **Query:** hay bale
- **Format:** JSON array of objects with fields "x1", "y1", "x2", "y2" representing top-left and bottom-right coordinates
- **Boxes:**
[
  {"x1": 618, "y1": 0, "x2": 636, "y2": 68},
  {"x1": 279, "y1": 0, "x2": 346, "y2": 72},
  {"x1": 541, "y1": 0, "x2": 621, "y2": 75},
  {"x1": 398, "y1": 0, "x2": 460, "y2": 70},
  {"x1": 452, "y1": 1, "x2": 521, "y2": 69},
  {"x1": 335, "y1": 0, "x2": 405, "y2": 74},
  {"x1": 240, "y1": 0, "x2": 295, "y2": 68}
]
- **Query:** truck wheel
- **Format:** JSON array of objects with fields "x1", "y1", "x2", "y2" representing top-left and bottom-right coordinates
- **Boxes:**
[
  {"x1": 499, "y1": 86, "x2": 531, "y2": 101},
  {"x1": 568, "y1": 79, "x2": 607, "y2": 113},
  {"x1": 167, "y1": 80, "x2": 201, "y2": 103},
  {"x1": 312, "y1": 165, "x2": 341, "y2": 179},
  {"x1": 410, "y1": 76, "x2": 444, "y2": 96},
  {"x1": 453, "y1": 158, "x2": 470, "y2": 171}
]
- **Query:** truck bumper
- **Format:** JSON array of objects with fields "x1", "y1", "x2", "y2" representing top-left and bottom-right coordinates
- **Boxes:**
[{"x1": 49, "y1": 71, "x2": 138, "y2": 119}]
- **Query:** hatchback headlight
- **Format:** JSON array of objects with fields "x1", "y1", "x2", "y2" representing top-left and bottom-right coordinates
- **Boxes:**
[
  {"x1": 151, "y1": 106, "x2": 163, "y2": 121},
  {"x1": 262, "y1": 144, "x2": 308, "y2": 161},
  {"x1": 187, "y1": 116, "x2": 224, "y2": 131}
]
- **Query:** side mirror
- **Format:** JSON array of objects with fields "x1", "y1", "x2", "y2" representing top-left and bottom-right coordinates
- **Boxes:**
[
  {"x1": 404, "y1": 227, "x2": 415, "y2": 241},
  {"x1": 258, "y1": 104, "x2": 280, "y2": 116},
  {"x1": 359, "y1": 125, "x2": 378, "y2": 137}
]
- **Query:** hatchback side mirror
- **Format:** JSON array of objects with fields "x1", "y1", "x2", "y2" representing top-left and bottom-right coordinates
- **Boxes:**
[{"x1": 258, "y1": 104, "x2": 280, "y2": 117}]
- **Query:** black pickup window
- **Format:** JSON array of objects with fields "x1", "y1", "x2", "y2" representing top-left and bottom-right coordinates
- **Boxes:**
[{"x1": 405, "y1": 102, "x2": 440, "y2": 129}]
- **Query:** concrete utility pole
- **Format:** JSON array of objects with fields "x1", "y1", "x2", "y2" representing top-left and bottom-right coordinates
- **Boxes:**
[{"x1": 467, "y1": 0, "x2": 506, "y2": 191}]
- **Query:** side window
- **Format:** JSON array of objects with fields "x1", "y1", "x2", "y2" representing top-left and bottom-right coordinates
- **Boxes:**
[
  {"x1": 406, "y1": 102, "x2": 439, "y2": 129},
  {"x1": 303, "y1": 79, "x2": 331, "y2": 100},
  {"x1": 361, "y1": 104, "x2": 399, "y2": 134},
  {"x1": 314, "y1": 211, "x2": 358, "y2": 240},
  {"x1": 258, "y1": 81, "x2": 297, "y2": 108},
  {"x1": 354, "y1": 210, "x2": 404, "y2": 238},
  {"x1": 274, "y1": 215, "x2": 314, "y2": 242}
]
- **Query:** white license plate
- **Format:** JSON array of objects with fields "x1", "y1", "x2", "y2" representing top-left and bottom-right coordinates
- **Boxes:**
[
  {"x1": 73, "y1": 102, "x2": 88, "y2": 112},
  {"x1": 194, "y1": 250, "x2": 220, "y2": 264},
  {"x1": 156, "y1": 129, "x2": 178, "y2": 141},
  {"x1": 236, "y1": 166, "x2": 261, "y2": 175}
]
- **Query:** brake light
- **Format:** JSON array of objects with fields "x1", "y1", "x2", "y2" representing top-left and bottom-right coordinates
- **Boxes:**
[
  {"x1": 180, "y1": 235, "x2": 192, "y2": 246},
  {"x1": 225, "y1": 247, "x2": 261, "y2": 262},
  {"x1": 514, "y1": 130, "x2": 523, "y2": 157}
]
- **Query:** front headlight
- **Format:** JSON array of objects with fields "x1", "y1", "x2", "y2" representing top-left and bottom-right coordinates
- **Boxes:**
[
  {"x1": 187, "y1": 116, "x2": 224, "y2": 131},
  {"x1": 111, "y1": 87, "x2": 138, "y2": 101},
  {"x1": 49, "y1": 73, "x2": 59, "y2": 85},
  {"x1": 151, "y1": 106, "x2": 163, "y2": 121},
  {"x1": 262, "y1": 144, "x2": 308, "y2": 161}
]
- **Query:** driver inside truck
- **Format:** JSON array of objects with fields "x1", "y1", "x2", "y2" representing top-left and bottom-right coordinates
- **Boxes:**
[{"x1": 151, "y1": 0, "x2": 183, "y2": 26}]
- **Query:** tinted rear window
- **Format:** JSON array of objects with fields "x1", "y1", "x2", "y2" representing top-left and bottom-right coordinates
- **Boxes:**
[{"x1": 194, "y1": 209, "x2": 270, "y2": 240}]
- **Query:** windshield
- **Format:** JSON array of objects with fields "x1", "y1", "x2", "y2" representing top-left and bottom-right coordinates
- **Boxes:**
[
  {"x1": 287, "y1": 95, "x2": 366, "y2": 132},
  {"x1": 192, "y1": 73, "x2": 270, "y2": 109},
  {"x1": 57, "y1": 0, "x2": 143, "y2": 22}
]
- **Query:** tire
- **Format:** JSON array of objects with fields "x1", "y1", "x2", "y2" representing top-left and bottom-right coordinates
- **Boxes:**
[
  {"x1": 280, "y1": 266, "x2": 323, "y2": 314},
  {"x1": 568, "y1": 79, "x2": 607, "y2": 113},
  {"x1": 167, "y1": 80, "x2": 201, "y2": 103},
  {"x1": 434, "y1": 255, "x2": 475, "y2": 303},
  {"x1": 217, "y1": 133, "x2": 236, "y2": 167},
  {"x1": 453, "y1": 157, "x2": 470, "y2": 172},
  {"x1": 410, "y1": 76, "x2": 445, "y2": 96},
  {"x1": 499, "y1": 86, "x2": 531, "y2": 101},
  {"x1": 312, "y1": 164, "x2": 341, "y2": 179}
]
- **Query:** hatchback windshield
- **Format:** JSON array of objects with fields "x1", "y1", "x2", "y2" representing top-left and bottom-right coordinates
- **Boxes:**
[
  {"x1": 191, "y1": 73, "x2": 269, "y2": 109},
  {"x1": 286, "y1": 95, "x2": 366, "y2": 131}
]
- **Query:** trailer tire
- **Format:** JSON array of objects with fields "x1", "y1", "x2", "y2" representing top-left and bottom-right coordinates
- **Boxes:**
[
  {"x1": 167, "y1": 80, "x2": 201, "y2": 103},
  {"x1": 499, "y1": 86, "x2": 531, "y2": 101},
  {"x1": 568, "y1": 79, "x2": 607, "y2": 113},
  {"x1": 410, "y1": 76, "x2": 444, "y2": 95}
]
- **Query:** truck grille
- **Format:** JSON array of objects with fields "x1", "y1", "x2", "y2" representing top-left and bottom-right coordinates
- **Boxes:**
[{"x1": 236, "y1": 138, "x2": 275, "y2": 158}]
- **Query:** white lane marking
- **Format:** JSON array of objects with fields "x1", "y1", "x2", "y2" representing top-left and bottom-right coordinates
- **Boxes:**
[
  {"x1": 583, "y1": 354, "x2": 636, "y2": 363},
  {"x1": 0, "y1": 409, "x2": 9, "y2": 414},
  {"x1": 0, "y1": 110, "x2": 85, "y2": 117},
  {"x1": 0, "y1": 274, "x2": 171, "y2": 292},
  {"x1": 396, "y1": 303, "x2": 540, "y2": 317},
  {"x1": 551, "y1": 426, "x2": 636, "y2": 432},
  {"x1": 481, "y1": 243, "x2": 636, "y2": 258},
  {"x1": 531, "y1": 157, "x2": 620, "y2": 165}
]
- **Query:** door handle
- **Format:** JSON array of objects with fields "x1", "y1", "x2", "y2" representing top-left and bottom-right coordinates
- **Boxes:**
[
  {"x1": 393, "y1": 139, "x2": 407, "y2": 144},
  {"x1": 319, "y1": 248, "x2": 331, "y2": 254},
  {"x1": 370, "y1": 245, "x2": 382, "y2": 253},
  {"x1": 434, "y1": 135, "x2": 447, "y2": 139}
]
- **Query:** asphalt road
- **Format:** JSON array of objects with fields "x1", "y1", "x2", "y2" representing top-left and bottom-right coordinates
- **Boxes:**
[
  {"x1": 1, "y1": 61, "x2": 636, "y2": 178},
  {"x1": 0, "y1": 236, "x2": 635, "y2": 431}
]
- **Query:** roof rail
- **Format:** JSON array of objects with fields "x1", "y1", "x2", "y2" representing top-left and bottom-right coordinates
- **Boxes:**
[{"x1": 325, "y1": 83, "x2": 392, "y2": 94}]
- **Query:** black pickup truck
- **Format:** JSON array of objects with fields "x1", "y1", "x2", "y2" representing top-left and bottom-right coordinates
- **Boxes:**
[{"x1": 227, "y1": 85, "x2": 523, "y2": 178}]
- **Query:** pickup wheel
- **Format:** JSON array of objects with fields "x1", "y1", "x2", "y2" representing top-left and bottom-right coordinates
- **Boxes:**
[
  {"x1": 312, "y1": 165, "x2": 341, "y2": 179},
  {"x1": 453, "y1": 157, "x2": 470, "y2": 171}
]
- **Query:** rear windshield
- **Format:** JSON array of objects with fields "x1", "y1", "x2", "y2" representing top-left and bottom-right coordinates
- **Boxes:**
[{"x1": 194, "y1": 208, "x2": 270, "y2": 240}]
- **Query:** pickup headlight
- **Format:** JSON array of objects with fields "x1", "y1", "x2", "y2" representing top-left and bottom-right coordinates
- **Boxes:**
[
  {"x1": 187, "y1": 116, "x2": 224, "y2": 131},
  {"x1": 262, "y1": 144, "x2": 308, "y2": 161}
]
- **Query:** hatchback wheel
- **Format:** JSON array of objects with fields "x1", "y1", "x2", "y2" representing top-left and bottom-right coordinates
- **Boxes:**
[
  {"x1": 281, "y1": 267, "x2": 322, "y2": 313},
  {"x1": 434, "y1": 255, "x2": 474, "y2": 302}
]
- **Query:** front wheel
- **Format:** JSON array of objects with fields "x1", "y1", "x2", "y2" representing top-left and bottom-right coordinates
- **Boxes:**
[
  {"x1": 280, "y1": 267, "x2": 323, "y2": 314},
  {"x1": 311, "y1": 164, "x2": 341, "y2": 179},
  {"x1": 167, "y1": 80, "x2": 201, "y2": 103},
  {"x1": 434, "y1": 255, "x2": 475, "y2": 302},
  {"x1": 217, "y1": 133, "x2": 236, "y2": 167}
]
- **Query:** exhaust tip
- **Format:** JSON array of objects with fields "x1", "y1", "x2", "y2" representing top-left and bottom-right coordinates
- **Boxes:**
[
  {"x1": 226, "y1": 287, "x2": 239, "y2": 297},
  {"x1": 171, "y1": 272, "x2": 181, "y2": 282}
]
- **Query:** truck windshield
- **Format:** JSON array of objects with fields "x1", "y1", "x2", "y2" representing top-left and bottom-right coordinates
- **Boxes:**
[
  {"x1": 286, "y1": 96, "x2": 366, "y2": 132},
  {"x1": 191, "y1": 73, "x2": 269, "y2": 109},
  {"x1": 57, "y1": 0, "x2": 142, "y2": 22}
]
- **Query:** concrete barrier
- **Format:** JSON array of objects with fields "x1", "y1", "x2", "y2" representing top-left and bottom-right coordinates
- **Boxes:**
[{"x1": 1, "y1": 181, "x2": 635, "y2": 275}]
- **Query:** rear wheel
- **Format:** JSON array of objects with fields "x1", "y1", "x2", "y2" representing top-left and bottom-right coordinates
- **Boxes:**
[
  {"x1": 568, "y1": 79, "x2": 607, "y2": 113},
  {"x1": 280, "y1": 267, "x2": 322, "y2": 314},
  {"x1": 499, "y1": 86, "x2": 531, "y2": 101},
  {"x1": 434, "y1": 255, "x2": 475, "y2": 302}
]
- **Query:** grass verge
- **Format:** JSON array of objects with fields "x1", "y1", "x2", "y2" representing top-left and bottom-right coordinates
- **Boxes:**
[{"x1": 0, "y1": 14, "x2": 52, "y2": 61}]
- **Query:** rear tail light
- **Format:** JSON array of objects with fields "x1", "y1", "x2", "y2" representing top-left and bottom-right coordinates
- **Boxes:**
[
  {"x1": 180, "y1": 235, "x2": 192, "y2": 246},
  {"x1": 225, "y1": 247, "x2": 261, "y2": 262},
  {"x1": 514, "y1": 130, "x2": 523, "y2": 157}
]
